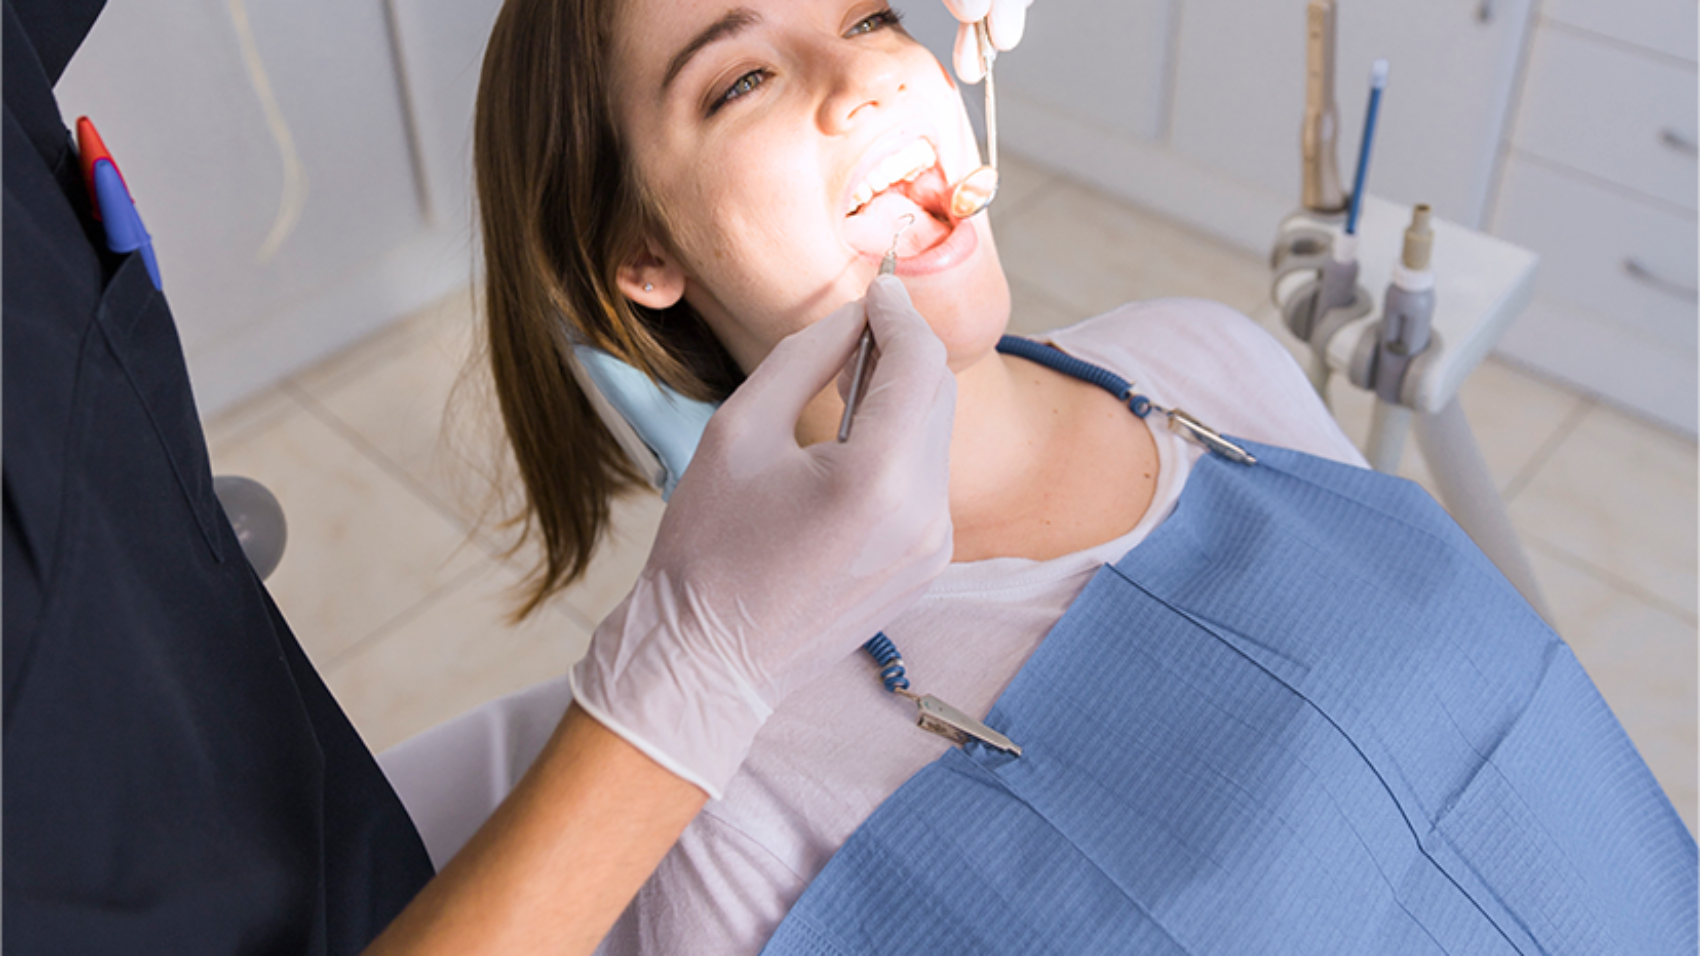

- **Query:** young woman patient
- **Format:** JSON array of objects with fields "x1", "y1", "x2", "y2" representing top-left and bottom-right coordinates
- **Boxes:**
[{"x1": 461, "y1": 0, "x2": 1694, "y2": 952}]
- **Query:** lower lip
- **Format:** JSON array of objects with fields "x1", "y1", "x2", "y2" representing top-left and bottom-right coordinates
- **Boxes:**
[{"x1": 893, "y1": 214, "x2": 978, "y2": 277}]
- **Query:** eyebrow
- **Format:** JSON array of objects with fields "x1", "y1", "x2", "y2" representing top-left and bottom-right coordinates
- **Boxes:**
[{"x1": 662, "y1": 8, "x2": 761, "y2": 94}]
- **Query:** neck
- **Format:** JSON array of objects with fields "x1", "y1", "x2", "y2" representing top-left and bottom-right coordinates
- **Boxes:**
[
  {"x1": 939, "y1": 350, "x2": 1070, "y2": 556},
  {"x1": 798, "y1": 345, "x2": 1084, "y2": 562}
]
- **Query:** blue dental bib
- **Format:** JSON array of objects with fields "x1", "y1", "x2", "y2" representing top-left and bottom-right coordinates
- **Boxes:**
[{"x1": 764, "y1": 441, "x2": 1696, "y2": 955}]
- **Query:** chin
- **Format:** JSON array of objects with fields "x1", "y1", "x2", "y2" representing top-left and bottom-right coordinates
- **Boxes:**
[{"x1": 912, "y1": 249, "x2": 1012, "y2": 373}]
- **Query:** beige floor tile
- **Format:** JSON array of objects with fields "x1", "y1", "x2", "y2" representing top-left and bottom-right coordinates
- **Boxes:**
[
  {"x1": 208, "y1": 403, "x2": 486, "y2": 665},
  {"x1": 292, "y1": 287, "x2": 494, "y2": 526},
  {"x1": 292, "y1": 287, "x2": 473, "y2": 396},
  {"x1": 1440, "y1": 360, "x2": 1588, "y2": 491},
  {"x1": 202, "y1": 384, "x2": 300, "y2": 451},
  {"x1": 324, "y1": 560, "x2": 594, "y2": 753},
  {"x1": 1323, "y1": 359, "x2": 1589, "y2": 496},
  {"x1": 1528, "y1": 546, "x2": 1698, "y2": 834},
  {"x1": 992, "y1": 179, "x2": 1271, "y2": 321},
  {"x1": 1510, "y1": 404, "x2": 1699, "y2": 617}
]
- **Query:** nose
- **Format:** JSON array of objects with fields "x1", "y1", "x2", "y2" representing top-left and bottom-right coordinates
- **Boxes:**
[{"x1": 817, "y1": 42, "x2": 906, "y2": 134}]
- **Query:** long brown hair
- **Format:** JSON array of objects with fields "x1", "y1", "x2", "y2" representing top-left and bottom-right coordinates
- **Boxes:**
[{"x1": 474, "y1": 0, "x2": 740, "y2": 617}]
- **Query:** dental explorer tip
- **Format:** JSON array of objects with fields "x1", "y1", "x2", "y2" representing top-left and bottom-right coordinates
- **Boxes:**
[{"x1": 880, "y1": 213, "x2": 915, "y2": 276}]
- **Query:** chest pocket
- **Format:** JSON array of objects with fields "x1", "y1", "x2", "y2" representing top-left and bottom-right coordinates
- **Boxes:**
[{"x1": 92, "y1": 252, "x2": 225, "y2": 564}]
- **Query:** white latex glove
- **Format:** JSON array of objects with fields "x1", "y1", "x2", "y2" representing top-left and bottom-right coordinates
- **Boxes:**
[
  {"x1": 570, "y1": 276, "x2": 956, "y2": 799},
  {"x1": 944, "y1": 0, "x2": 1034, "y2": 84}
]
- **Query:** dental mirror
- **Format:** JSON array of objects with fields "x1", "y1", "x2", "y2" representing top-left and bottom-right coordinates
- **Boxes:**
[{"x1": 949, "y1": 20, "x2": 1000, "y2": 219}]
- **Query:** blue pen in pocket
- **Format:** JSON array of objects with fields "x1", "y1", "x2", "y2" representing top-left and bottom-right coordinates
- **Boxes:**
[{"x1": 77, "y1": 116, "x2": 162, "y2": 290}]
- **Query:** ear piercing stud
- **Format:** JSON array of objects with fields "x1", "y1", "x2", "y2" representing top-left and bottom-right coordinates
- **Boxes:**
[{"x1": 644, "y1": 282, "x2": 654, "y2": 292}]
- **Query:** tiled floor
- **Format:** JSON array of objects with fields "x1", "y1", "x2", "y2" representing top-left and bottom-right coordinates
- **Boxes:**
[{"x1": 204, "y1": 151, "x2": 1697, "y2": 833}]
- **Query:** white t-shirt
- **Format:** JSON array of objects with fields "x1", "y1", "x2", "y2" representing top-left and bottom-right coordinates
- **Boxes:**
[{"x1": 595, "y1": 299, "x2": 1366, "y2": 955}]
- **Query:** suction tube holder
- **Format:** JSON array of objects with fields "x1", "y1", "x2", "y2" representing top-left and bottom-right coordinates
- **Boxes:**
[{"x1": 1271, "y1": 208, "x2": 1374, "y2": 395}]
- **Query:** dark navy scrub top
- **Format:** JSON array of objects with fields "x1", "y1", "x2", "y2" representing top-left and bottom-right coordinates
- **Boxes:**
[{"x1": 3, "y1": 2, "x2": 434, "y2": 950}]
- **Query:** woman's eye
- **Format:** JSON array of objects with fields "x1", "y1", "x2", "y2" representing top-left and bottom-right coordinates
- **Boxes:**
[
  {"x1": 710, "y1": 69, "x2": 770, "y2": 115},
  {"x1": 706, "y1": 9, "x2": 902, "y2": 117},
  {"x1": 847, "y1": 8, "x2": 903, "y2": 37}
]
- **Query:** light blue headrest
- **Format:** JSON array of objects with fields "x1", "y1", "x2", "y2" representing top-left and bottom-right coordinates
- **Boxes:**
[{"x1": 573, "y1": 346, "x2": 719, "y2": 499}]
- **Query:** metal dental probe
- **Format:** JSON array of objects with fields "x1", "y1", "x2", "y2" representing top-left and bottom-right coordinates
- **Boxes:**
[
  {"x1": 948, "y1": 19, "x2": 1000, "y2": 220},
  {"x1": 837, "y1": 214, "x2": 914, "y2": 443}
]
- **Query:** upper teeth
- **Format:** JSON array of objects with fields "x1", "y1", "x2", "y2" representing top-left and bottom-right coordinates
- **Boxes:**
[{"x1": 848, "y1": 140, "x2": 938, "y2": 215}]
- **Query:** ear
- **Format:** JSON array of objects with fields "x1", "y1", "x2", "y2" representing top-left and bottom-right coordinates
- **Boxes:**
[{"x1": 615, "y1": 238, "x2": 687, "y2": 309}]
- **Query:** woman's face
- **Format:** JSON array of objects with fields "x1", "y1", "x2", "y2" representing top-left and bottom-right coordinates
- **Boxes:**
[{"x1": 609, "y1": 0, "x2": 1011, "y2": 373}]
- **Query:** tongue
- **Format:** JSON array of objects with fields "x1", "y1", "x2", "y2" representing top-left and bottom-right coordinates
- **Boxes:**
[{"x1": 845, "y1": 191, "x2": 951, "y2": 261}]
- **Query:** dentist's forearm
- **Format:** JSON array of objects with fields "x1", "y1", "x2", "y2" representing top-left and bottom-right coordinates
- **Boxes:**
[{"x1": 363, "y1": 703, "x2": 707, "y2": 955}]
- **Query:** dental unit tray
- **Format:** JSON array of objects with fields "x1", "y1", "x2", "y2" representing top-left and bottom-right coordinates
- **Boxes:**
[{"x1": 1266, "y1": 195, "x2": 1547, "y2": 617}]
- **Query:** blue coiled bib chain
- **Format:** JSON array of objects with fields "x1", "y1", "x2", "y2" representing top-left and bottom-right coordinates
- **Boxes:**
[
  {"x1": 863, "y1": 633, "x2": 911, "y2": 693},
  {"x1": 995, "y1": 335, "x2": 1257, "y2": 465},
  {"x1": 859, "y1": 631, "x2": 1022, "y2": 755}
]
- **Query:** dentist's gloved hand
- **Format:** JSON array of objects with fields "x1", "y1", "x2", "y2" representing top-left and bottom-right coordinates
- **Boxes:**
[
  {"x1": 570, "y1": 276, "x2": 956, "y2": 799},
  {"x1": 944, "y1": 0, "x2": 1035, "y2": 84}
]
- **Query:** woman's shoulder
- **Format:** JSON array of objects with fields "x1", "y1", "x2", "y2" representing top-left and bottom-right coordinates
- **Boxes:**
[
  {"x1": 1038, "y1": 298, "x2": 1366, "y2": 467},
  {"x1": 1043, "y1": 297, "x2": 1290, "y2": 380}
]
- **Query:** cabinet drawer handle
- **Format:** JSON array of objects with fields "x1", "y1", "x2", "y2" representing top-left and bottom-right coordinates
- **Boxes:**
[
  {"x1": 1624, "y1": 257, "x2": 1699, "y2": 301},
  {"x1": 1660, "y1": 128, "x2": 1698, "y2": 158}
]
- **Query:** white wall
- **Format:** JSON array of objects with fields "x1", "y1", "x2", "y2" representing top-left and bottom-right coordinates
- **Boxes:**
[{"x1": 55, "y1": 0, "x2": 505, "y2": 417}]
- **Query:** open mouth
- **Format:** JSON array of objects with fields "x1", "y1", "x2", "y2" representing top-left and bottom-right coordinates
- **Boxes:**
[{"x1": 842, "y1": 138, "x2": 958, "y2": 262}]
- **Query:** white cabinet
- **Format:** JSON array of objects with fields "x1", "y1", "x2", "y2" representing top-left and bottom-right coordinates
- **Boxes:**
[
  {"x1": 1491, "y1": 13, "x2": 1698, "y2": 434},
  {"x1": 1497, "y1": 160, "x2": 1696, "y2": 353},
  {"x1": 1511, "y1": 26, "x2": 1697, "y2": 212},
  {"x1": 54, "y1": 0, "x2": 504, "y2": 416},
  {"x1": 1540, "y1": 0, "x2": 1698, "y2": 64}
]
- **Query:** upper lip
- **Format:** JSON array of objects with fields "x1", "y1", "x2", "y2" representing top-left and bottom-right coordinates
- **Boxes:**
[{"x1": 839, "y1": 122, "x2": 947, "y2": 219}]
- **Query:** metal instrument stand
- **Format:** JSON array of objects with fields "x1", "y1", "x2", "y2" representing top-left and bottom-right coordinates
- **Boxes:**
[{"x1": 1266, "y1": 195, "x2": 1551, "y2": 618}]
